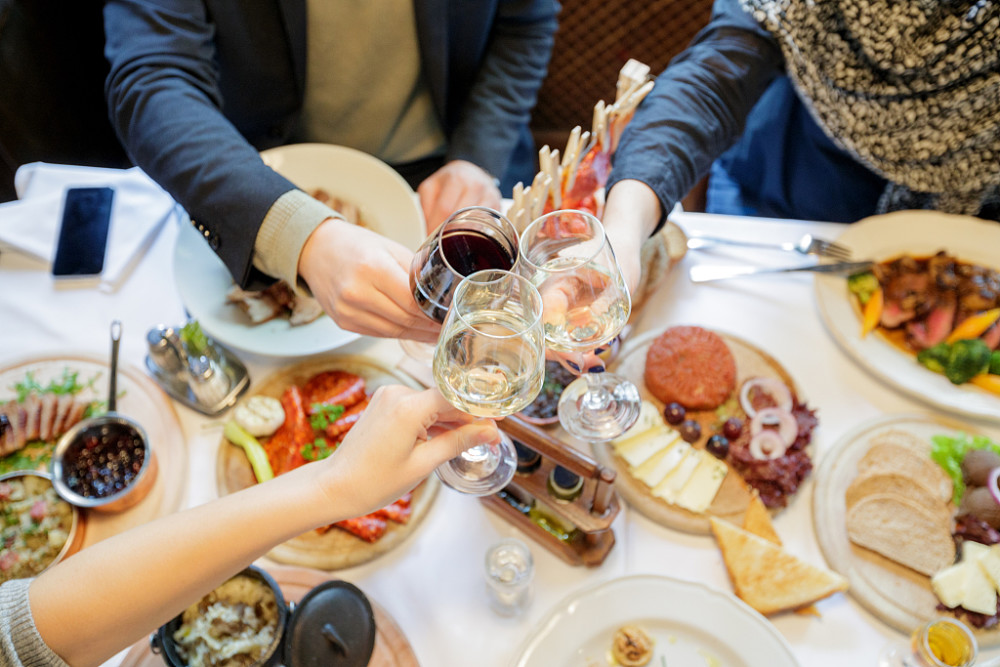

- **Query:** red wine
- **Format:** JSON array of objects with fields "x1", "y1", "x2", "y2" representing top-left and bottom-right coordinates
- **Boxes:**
[{"x1": 412, "y1": 229, "x2": 517, "y2": 322}]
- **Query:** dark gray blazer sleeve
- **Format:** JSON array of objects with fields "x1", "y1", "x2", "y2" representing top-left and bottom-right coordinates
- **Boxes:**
[
  {"x1": 446, "y1": 0, "x2": 559, "y2": 180},
  {"x1": 606, "y1": 0, "x2": 783, "y2": 223},
  {"x1": 103, "y1": 0, "x2": 296, "y2": 287}
]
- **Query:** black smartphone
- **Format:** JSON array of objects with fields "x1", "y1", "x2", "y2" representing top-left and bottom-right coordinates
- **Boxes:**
[{"x1": 51, "y1": 187, "x2": 115, "y2": 278}]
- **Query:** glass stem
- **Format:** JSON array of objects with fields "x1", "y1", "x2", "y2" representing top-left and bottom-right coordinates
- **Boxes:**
[{"x1": 579, "y1": 371, "x2": 612, "y2": 412}]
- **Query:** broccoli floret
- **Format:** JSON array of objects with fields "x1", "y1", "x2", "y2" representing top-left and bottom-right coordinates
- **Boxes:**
[
  {"x1": 917, "y1": 343, "x2": 951, "y2": 374},
  {"x1": 990, "y1": 349, "x2": 1000, "y2": 375},
  {"x1": 944, "y1": 339, "x2": 992, "y2": 385},
  {"x1": 847, "y1": 271, "x2": 879, "y2": 305}
]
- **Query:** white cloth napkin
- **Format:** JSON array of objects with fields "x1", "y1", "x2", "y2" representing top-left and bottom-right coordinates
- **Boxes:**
[{"x1": 0, "y1": 162, "x2": 177, "y2": 290}]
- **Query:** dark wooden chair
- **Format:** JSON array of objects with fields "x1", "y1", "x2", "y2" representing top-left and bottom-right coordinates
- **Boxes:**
[{"x1": 530, "y1": 0, "x2": 714, "y2": 210}]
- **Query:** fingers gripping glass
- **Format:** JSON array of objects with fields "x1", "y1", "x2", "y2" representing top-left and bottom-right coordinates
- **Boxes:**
[
  {"x1": 402, "y1": 207, "x2": 520, "y2": 361},
  {"x1": 432, "y1": 270, "x2": 545, "y2": 495},
  {"x1": 519, "y1": 210, "x2": 640, "y2": 441}
]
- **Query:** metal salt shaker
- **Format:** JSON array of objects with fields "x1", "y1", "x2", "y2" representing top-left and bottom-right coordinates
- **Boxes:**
[{"x1": 187, "y1": 354, "x2": 230, "y2": 408}]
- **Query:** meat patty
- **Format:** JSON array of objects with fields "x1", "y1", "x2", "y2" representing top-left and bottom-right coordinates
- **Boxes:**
[{"x1": 644, "y1": 326, "x2": 736, "y2": 409}]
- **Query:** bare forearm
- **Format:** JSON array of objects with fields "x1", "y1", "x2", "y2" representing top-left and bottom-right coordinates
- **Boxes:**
[{"x1": 30, "y1": 462, "x2": 330, "y2": 667}]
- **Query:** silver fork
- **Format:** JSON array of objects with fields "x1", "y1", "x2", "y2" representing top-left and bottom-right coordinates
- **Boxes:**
[{"x1": 686, "y1": 233, "x2": 853, "y2": 261}]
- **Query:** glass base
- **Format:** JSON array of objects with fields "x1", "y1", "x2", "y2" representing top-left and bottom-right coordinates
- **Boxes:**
[
  {"x1": 558, "y1": 372, "x2": 641, "y2": 441},
  {"x1": 435, "y1": 432, "x2": 517, "y2": 496},
  {"x1": 399, "y1": 338, "x2": 435, "y2": 364}
]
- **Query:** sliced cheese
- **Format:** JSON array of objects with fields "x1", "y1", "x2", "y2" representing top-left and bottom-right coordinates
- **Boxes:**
[
  {"x1": 615, "y1": 426, "x2": 674, "y2": 468},
  {"x1": 674, "y1": 453, "x2": 728, "y2": 514},
  {"x1": 652, "y1": 449, "x2": 700, "y2": 504},
  {"x1": 962, "y1": 540, "x2": 990, "y2": 562},
  {"x1": 611, "y1": 400, "x2": 663, "y2": 446},
  {"x1": 931, "y1": 562, "x2": 968, "y2": 609},
  {"x1": 633, "y1": 439, "x2": 689, "y2": 488},
  {"x1": 962, "y1": 557, "x2": 997, "y2": 616},
  {"x1": 979, "y1": 544, "x2": 1000, "y2": 591}
]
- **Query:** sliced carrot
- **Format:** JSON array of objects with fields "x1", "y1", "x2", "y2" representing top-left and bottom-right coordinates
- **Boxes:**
[
  {"x1": 970, "y1": 373, "x2": 1000, "y2": 396},
  {"x1": 861, "y1": 287, "x2": 883, "y2": 338},
  {"x1": 946, "y1": 308, "x2": 1000, "y2": 344}
]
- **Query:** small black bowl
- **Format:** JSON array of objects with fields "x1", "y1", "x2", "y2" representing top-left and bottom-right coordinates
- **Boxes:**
[{"x1": 153, "y1": 565, "x2": 288, "y2": 667}]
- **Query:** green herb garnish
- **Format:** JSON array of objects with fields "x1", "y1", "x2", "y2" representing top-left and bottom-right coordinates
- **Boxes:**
[
  {"x1": 309, "y1": 403, "x2": 345, "y2": 431},
  {"x1": 12, "y1": 368, "x2": 97, "y2": 402},
  {"x1": 301, "y1": 437, "x2": 334, "y2": 462},
  {"x1": 180, "y1": 320, "x2": 210, "y2": 357}
]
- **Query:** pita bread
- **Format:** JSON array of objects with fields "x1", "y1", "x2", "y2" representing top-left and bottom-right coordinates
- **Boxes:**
[
  {"x1": 856, "y1": 438, "x2": 952, "y2": 503},
  {"x1": 845, "y1": 494, "x2": 956, "y2": 576},
  {"x1": 742, "y1": 489, "x2": 782, "y2": 546},
  {"x1": 845, "y1": 472, "x2": 953, "y2": 525},
  {"x1": 710, "y1": 517, "x2": 848, "y2": 615}
]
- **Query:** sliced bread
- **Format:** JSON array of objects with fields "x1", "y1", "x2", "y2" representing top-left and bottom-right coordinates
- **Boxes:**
[{"x1": 845, "y1": 493, "x2": 956, "y2": 576}]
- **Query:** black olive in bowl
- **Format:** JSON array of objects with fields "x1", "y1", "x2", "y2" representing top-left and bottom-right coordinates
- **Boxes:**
[
  {"x1": 51, "y1": 414, "x2": 157, "y2": 513},
  {"x1": 517, "y1": 361, "x2": 577, "y2": 426}
]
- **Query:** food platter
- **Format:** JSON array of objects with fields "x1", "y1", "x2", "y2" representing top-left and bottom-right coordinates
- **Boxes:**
[
  {"x1": 174, "y1": 143, "x2": 426, "y2": 358},
  {"x1": 814, "y1": 210, "x2": 1000, "y2": 423},
  {"x1": 119, "y1": 564, "x2": 419, "y2": 667},
  {"x1": 216, "y1": 354, "x2": 439, "y2": 570},
  {"x1": 597, "y1": 328, "x2": 806, "y2": 534},
  {"x1": 512, "y1": 574, "x2": 797, "y2": 667},
  {"x1": 813, "y1": 412, "x2": 1000, "y2": 645},
  {"x1": 0, "y1": 354, "x2": 187, "y2": 549}
]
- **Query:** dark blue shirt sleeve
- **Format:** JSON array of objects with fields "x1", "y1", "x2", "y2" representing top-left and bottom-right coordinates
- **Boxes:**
[{"x1": 606, "y1": 0, "x2": 783, "y2": 228}]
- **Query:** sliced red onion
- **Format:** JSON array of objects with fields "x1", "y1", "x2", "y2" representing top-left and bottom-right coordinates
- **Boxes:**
[
  {"x1": 750, "y1": 407, "x2": 799, "y2": 447},
  {"x1": 739, "y1": 377, "x2": 793, "y2": 419},
  {"x1": 749, "y1": 429, "x2": 788, "y2": 460},
  {"x1": 989, "y1": 467, "x2": 1000, "y2": 507}
]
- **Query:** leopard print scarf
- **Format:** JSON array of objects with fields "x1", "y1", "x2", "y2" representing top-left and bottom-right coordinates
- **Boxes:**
[{"x1": 739, "y1": 0, "x2": 1000, "y2": 219}]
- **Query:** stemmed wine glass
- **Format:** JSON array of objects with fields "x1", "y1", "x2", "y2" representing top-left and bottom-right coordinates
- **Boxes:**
[
  {"x1": 402, "y1": 207, "x2": 520, "y2": 361},
  {"x1": 432, "y1": 269, "x2": 545, "y2": 495},
  {"x1": 519, "y1": 209, "x2": 640, "y2": 441}
]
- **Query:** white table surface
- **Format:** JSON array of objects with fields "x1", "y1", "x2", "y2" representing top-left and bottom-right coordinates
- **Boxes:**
[{"x1": 2, "y1": 207, "x2": 998, "y2": 667}]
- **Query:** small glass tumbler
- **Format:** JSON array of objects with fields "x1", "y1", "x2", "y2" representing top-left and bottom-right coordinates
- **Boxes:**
[
  {"x1": 484, "y1": 538, "x2": 534, "y2": 617},
  {"x1": 877, "y1": 617, "x2": 978, "y2": 667}
]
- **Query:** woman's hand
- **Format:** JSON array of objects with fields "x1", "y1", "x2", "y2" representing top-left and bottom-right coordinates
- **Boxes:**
[
  {"x1": 312, "y1": 385, "x2": 500, "y2": 518},
  {"x1": 418, "y1": 159, "x2": 502, "y2": 231},
  {"x1": 298, "y1": 218, "x2": 441, "y2": 343}
]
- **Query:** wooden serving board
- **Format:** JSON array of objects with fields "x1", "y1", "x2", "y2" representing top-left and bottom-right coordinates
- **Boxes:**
[
  {"x1": 597, "y1": 329, "x2": 804, "y2": 534},
  {"x1": 0, "y1": 353, "x2": 188, "y2": 549},
  {"x1": 216, "y1": 354, "x2": 439, "y2": 570},
  {"x1": 119, "y1": 564, "x2": 419, "y2": 667},
  {"x1": 812, "y1": 413, "x2": 1000, "y2": 647}
]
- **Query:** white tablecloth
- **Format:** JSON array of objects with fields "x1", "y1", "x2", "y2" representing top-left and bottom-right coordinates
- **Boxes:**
[{"x1": 2, "y1": 208, "x2": 998, "y2": 667}]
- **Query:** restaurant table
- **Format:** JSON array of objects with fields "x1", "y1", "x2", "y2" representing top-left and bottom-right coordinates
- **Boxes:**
[{"x1": 1, "y1": 207, "x2": 998, "y2": 667}]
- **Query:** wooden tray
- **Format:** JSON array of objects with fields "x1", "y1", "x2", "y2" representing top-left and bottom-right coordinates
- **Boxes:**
[
  {"x1": 119, "y1": 564, "x2": 419, "y2": 667},
  {"x1": 598, "y1": 328, "x2": 805, "y2": 534},
  {"x1": 0, "y1": 353, "x2": 188, "y2": 549},
  {"x1": 216, "y1": 354, "x2": 439, "y2": 570},
  {"x1": 812, "y1": 413, "x2": 1000, "y2": 646}
]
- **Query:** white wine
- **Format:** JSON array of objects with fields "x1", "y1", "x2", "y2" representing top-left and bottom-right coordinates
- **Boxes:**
[
  {"x1": 434, "y1": 310, "x2": 545, "y2": 417},
  {"x1": 532, "y1": 259, "x2": 630, "y2": 351}
]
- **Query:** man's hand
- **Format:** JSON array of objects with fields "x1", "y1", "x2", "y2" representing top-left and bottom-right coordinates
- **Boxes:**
[
  {"x1": 417, "y1": 159, "x2": 502, "y2": 231},
  {"x1": 298, "y1": 217, "x2": 440, "y2": 343}
]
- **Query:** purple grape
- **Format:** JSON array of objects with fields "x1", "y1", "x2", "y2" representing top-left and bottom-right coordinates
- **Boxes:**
[
  {"x1": 722, "y1": 417, "x2": 743, "y2": 440},
  {"x1": 663, "y1": 402, "x2": 686, "y2": 425},
  {"x1": 706, "y1": 435, "x2": 730, "y2": 459},
  {"x1": 678, "y1": 419, "x2": 701, "y2": 443}
]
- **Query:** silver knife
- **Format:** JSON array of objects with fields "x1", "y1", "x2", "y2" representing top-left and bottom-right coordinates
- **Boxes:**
[{"x1": 689, "y1": 260, "x2": 874, "y2": 283}]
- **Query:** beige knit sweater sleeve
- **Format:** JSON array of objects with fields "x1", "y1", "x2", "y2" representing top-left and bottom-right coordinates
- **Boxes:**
[{"x1": 1, "y1": 579, "x2": 71, "y2": 667}]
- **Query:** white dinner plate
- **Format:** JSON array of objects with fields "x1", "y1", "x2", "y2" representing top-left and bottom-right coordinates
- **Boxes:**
[
  {"x1": 512, "y1": 575, "x2": 798, "y2": 667},
  {"x1": 174, "y1": 143, "x2": 426, "y2": 358},
  {"x1": 814, "y1": 210, "x2": 1000, "y2": 423}
]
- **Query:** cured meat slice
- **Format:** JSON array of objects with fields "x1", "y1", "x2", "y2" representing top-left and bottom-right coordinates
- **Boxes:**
[
  {"x1": 303, "y1": 371, "x2": 365, "y2": 411},
  {"x1": 331, "y1": 514, "x2": 387, "y2": 543},
  {"x1": 37, "y1": 394, "x2": 58, "y2": 442}
]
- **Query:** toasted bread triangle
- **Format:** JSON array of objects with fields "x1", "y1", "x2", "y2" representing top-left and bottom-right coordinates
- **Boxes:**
[
  {"x1": 742, "y1": 489, "x2": 782, "y2": 546},
  {"x1": 710, "y1": 517, "x2": 848, "y2": 615}
]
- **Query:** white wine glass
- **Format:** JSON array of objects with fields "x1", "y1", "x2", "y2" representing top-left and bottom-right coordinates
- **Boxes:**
[
  {"x1": 519, "y1": 209, "x2": 640, "y2": 441},
  {"x1": 401, "y1": 207, "x2": 520, "y2": 362},
  {"x1": 877, "y1": 617, "x2": 977, "y2": 667},
  {"x1": 432, "y1": 269, "x2": 545, "y2": 495}
]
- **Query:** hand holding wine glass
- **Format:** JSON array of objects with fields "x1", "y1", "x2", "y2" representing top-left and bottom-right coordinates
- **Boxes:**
[
  {"x1": 520, "y1": 209, "x2": 640, "y2": 441},
  {"x1": 402, "y1": 206, "x2": 519, "y2": 361},
  {"x1": 431, "y1": 269, "x2": 545, "y2": 495}
]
